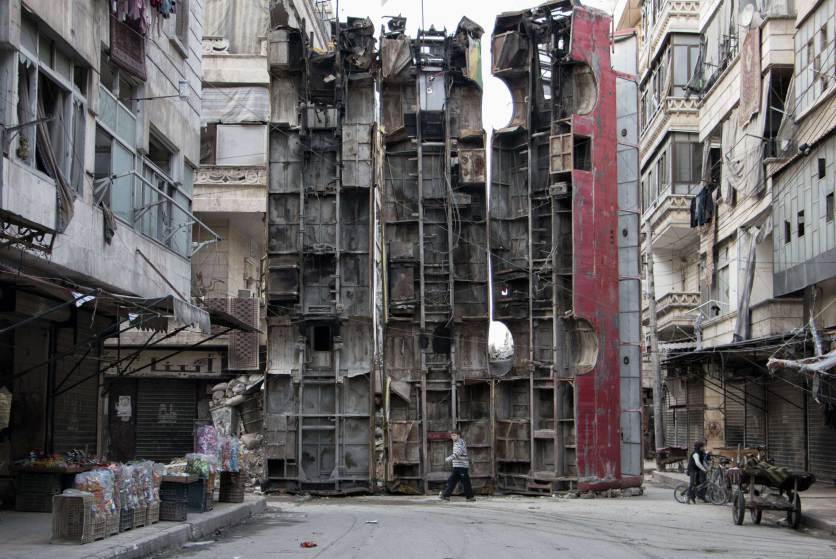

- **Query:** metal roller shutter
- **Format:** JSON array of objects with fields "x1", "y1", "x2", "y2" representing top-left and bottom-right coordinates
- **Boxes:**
[
  {"x1": 807, "y1": 394, "x2": 836, "y2": 482},
  {"x1": 744, "y1": 383, "x2": 766, "y2": 448},
  {"x1": 766, "y1": 381, "x2": 804, "y2": 471},
  {"x1": 52, "y1": 326, "x2": 98, "y2": 454},
  {"x1": 687, "y1": 379, "x2": 704, "y2": 448},
  {"x1": 724, "y1": 381, "x2": 745, "y2": 447},
  {"x1": 135, "y1": 380, "x2": 197, "y2": 462}
]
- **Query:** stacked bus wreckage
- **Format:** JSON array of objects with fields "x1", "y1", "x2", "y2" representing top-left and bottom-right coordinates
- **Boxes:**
[{"x1": 263, "y1": 1, "x2": 643, "y2": 495}]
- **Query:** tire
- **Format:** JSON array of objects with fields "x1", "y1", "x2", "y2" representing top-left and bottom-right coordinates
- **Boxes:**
[
  {"x1": 707, "y1": 484, "x2": 727, "y2": 506},
  {"x1": 674, "y1": 483, "x2": 689, "y2": 504},
  {"x1": 751, "y1": 507, "x2": 762, "y2": 524},
  {"x1": 787, "y1": 492, "x2": 801, "y2": 530},
  {"x1": 732, "y1": 489, "x2": 745, "y2": 525}
]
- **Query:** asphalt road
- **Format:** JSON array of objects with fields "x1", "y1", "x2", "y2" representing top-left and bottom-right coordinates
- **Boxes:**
[{"x1": 155, "y1": 486, "x2": 836, "y2": 559}]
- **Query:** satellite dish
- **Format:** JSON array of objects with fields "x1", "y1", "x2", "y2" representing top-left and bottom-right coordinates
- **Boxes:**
[
  {"x1": 488, "y1": 321, "x2": 514, "y2": 377},
  {"x1": 740, "y1": 4, "x2": 755, "y2": 28}
]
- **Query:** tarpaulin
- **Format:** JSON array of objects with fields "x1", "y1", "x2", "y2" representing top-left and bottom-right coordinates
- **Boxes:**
[{"x1": 202, "y1": 87, "x2": 270, "y2": 124}]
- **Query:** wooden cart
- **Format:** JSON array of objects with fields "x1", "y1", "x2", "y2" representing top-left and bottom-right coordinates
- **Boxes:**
[{"x1": 730, "y1": 469, "x2": 815, "y2": 529}]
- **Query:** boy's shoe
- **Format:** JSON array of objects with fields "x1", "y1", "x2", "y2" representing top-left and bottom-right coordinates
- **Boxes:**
[{"x1": 439, "y1": 495, "x2": 450, "y2": 501}]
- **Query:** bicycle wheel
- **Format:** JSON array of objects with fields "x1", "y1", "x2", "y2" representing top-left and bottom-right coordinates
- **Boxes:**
[
  {"x1": 732, "y1": 489, "x2": 745, "y2": 525},
  {"x1": 673, "y1": 483, "x2": 689, "y2": 504},
  {"x1": 707, "y1": 484, "x2": 727, "y2": 505}
]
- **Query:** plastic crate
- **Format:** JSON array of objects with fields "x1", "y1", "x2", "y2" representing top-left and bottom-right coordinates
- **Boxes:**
[
  {"x1": 133, "y1": 504, "x2": 147, "y2": 529},
  {"x1": 146, "y1": 501, "x2": 160, "y2": 525},
  {"x1": 16, "y1": 491, "x2": 54, "y2": 512},
  {"x1": 119, "y1": 507, "x2": 133, "y2": 532},
  {"x1": 51, "y1": 493, "x2": 105, "y2": 544},
  {"x1": 160, "y1": 482, "x2": 189, "y2": 502},
  {"x1": 159, "y1": 500, "x2": 187, "y2": 522},
  {"x1": 219, "y1": 472, "x2": 245, "y2": 503},
  {"x1": 187, "y1": 479, "x2": 211, "y2": 512},
  {"x1": 17, "y1": 472, "x2": 62, "y2": 495}
]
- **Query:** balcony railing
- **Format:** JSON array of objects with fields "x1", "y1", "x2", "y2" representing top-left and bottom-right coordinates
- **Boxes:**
[
  {"x1": 645, "y1": 193, "x2": 697, "y2": 251},
  {"x1": 640, "y1": 0, "x2": 701, "y2": 75},
  {"x1": 640, "y1": 96, "x2": 700, "y2": 158},
  {"x1": 644, "y1": 291, "x2": 701, "y2": 341}
]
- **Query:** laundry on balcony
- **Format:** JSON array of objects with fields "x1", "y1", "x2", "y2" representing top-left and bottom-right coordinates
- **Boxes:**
[{"x1": 689, "y1": 184, "x2": 714, "y2": 227}]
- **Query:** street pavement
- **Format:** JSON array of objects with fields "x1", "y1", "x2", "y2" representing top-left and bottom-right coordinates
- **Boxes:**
[{"x1": 152, "y1": 486, "x2": 836, "y2": 559}]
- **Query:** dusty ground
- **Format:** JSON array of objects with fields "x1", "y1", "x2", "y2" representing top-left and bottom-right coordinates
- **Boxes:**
[{"x1": 153, "y1": 485, "x2": 836, "y2": 559}]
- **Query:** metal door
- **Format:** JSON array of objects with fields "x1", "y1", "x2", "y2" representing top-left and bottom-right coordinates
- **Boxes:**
[{"x1": 135, "y1": 380, "x2": 197, "y2": 462}]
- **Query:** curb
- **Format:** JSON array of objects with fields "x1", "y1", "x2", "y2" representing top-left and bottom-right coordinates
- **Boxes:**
[
  {"x1": 85, "y1": 497, "x2": 267, "y2": 559},
  {"x1": 650, "y1": 471, "x2": 835, "y2": 534}
]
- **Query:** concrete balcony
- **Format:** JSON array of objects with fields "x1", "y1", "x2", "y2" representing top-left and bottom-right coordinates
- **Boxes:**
[
  {"x1": 193, "y1": 166, "x2": 268, "y2": 214},
  {"x1": 645, "y1": 193, "x2": 697, "y2": 251},
  {"x1": 750, "y1": 298, "x2": 803, "y2": 339},
  {"x1": 639, "y1": 0, "x2": 700, "y2": 76},
  {"x1": 640, "y1": 96, "x2": 700, "y2": 164},
  {"x1": 643, "y1": 291, "x2": 700, "y2": 341}
]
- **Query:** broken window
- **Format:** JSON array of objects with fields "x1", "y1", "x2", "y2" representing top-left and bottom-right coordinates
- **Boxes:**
[
  {"x1": 311, "y1": 325, "x2": 333, "y2": 352},
  {"x1": 671, "y1": 36, "x2": 701, "y2": 97},
  {"x1": 784, "y1": 220, "x2": 792, "y2": 244},
  {"x1": 819, "y1": 158, "x2": 827, "y2": 179},
  {"x1": 94, "y1": 125, "x2": 135, "y2": 222},
  {"x1": 826, "y1": 193, "x2": 834, "y2": 223},
  {"x1": 798, "y1": 210, "x2": 805, "y2": 238},
  {"x1": 712, "y1": 243, "x2": 730, "y2": 313},
  {"x1": 16, "y1": 21, "x2": 88, "y2": 197},
  {"x1": 573, "y1": 135, "x2": 591, "y2": 171}
]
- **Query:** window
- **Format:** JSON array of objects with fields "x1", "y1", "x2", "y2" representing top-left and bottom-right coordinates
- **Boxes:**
[
  {"x1": 826, "y1": 193, "x2": 834, "y2": 223},
  {"x1": 784, "y1": 220, "x2": 792, "y2": 244},
  {"x1": 573, "y1": 135, "x2": 591, "y2": 171},
  {"x1": 712, "y1": 243, "x2": 730, "y2": 311},
  {"x1": 656, "y1": 151, "x2": 668, "y2": 193},
  {"x1": 16, "y1": 16, "x2": 88, "y2": 195},
  {"x1": 94, "y1": 126, "x2": 135, "y2": 222},
  {"x1": 312, "y1": 325, "x2": 332, "y2": 352},
  {"x1": 819, "y1": 158, "x2": 827, "y2": 179},
  {"x1": 672, "y1": 42, "x2": 701, "y2": 96},
  {"x1": 798, "y1": 210, "x2": 805, "y2": 237},
  {"x1": 215, "y1": 125, "x2": 267, "y2": 166},
  {"x1": 673, "y1": 141, "x2": 702, "y2": 183},
  {"x1": 173, "y1": 0, "x2": 190, "y2": 55}
]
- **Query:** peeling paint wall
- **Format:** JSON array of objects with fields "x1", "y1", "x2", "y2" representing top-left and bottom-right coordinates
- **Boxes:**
[{"x1": 490, "y1": 1, "x2": 639, "y2": 493}]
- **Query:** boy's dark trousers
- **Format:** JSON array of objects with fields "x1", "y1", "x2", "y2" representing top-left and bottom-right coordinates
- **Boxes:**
[{"x1": 442, "y1": 467, "x2": 474, "y2": 498}]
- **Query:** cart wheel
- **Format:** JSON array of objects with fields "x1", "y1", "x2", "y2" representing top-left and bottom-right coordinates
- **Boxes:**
[
  {"x1": 787, "y1": 492, "x2": 801, "y2": 530},
  {"x1": 732, "y1": 489, "x2": 745, "y2": 525},
  {"x1": 674, "y1": 483, "x2": 689, "y2": 504},
  {"x1": 750, "y1": 507, "x2": 762, "y2": 524}
]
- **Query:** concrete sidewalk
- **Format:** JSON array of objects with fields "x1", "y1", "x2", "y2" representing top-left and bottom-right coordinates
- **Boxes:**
[
  {"x1": 0, "y1": 496, "x2": 266, "y2": 559},
  {"x1": 650, "y1": 470, "x2": 836, "y2": 534}
]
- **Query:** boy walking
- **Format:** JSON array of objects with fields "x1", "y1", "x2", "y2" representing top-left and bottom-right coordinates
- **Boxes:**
[{"x1": 440, "y1": 430, "x2": 475, "y2": 501}]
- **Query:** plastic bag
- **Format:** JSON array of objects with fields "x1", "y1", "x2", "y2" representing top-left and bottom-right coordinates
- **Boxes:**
[
  {"x1": 74, "y1": 468, "x2": 115, "y2": 515},
  {"x1": 195, "y1": 425, "x2": 219, "y2": 456},
  {"x1": 186, "y1": 453, "x2": 217, "y2": 478},
  {"x1": 129, "y1": 460, "x2": 156, "y2": 504},
  {"x1": 217, "y1": 436, "x2": 240, "y2": 472}
]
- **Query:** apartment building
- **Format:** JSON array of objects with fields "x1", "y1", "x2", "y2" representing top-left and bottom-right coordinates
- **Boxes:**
[
  {"x1": 618, "y1": 0, "x2": 836, "y2": 481},
  {"x1": 0, "y1": 0, "x2": 221, "y2": 486}
]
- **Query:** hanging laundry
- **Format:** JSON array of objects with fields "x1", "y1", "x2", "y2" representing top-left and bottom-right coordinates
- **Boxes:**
[{"x1": 690, "y1": 184, "x2": 714, "y2": 227}]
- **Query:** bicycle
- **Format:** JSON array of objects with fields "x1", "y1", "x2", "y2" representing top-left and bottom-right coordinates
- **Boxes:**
[{"x1": 673, "y1": 455, "x2": 729, "y2": 505}]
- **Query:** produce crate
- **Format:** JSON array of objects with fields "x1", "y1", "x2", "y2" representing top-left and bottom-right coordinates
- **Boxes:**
[
  {"x1": 159, "y1": 500, "x2": 187, "y2": 522},
  {"x1": 119, "y1": 507, "x2": 134, "y2": 532},
  {"x1": 17, "y1": 472, "x2": 62, "y2": 494},
  {"x1": 187, "y1": 478, "x2": 211, "y2": 513},
  {"x1": 219, "y1": 472, "x2": 245, "y2": 503},
  {"x1": 160, "y1": 482, "x2": 189, "y2": 502},
  {"x1": 51, "y1": 493, "x2": 106, "y2": 544},
  {"x1": 133, "y1": 504, "x2": 147, "y2": 529},
  {"x1": 146, "y1": 501, "x2": 160, "y2": 525},
  {"x1": 107, "y1": 511, "x2": 120, "y2": 536},
  {"x1": 16, "y1": 492, "x2": 54, "y2": 512}
]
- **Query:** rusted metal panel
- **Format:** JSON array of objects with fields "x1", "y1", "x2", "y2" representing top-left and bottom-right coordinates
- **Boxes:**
[{"x1": 459, "y1": 148, "x2": 486, "y2": 184}]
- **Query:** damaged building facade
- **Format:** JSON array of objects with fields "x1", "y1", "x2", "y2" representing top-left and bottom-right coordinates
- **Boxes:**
[
  {"x1": 489, "y1": 1, "x2": 642, "y2": 493},
  {"x1": 380, "y1": 18, "x2": 492, "y2": 493},
  {"x1": 264, "y1": 15, "x2": 378, "y2": 492},
  {"x1": 616, "y1": 0, "x2": 836, "y2": 482}
]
